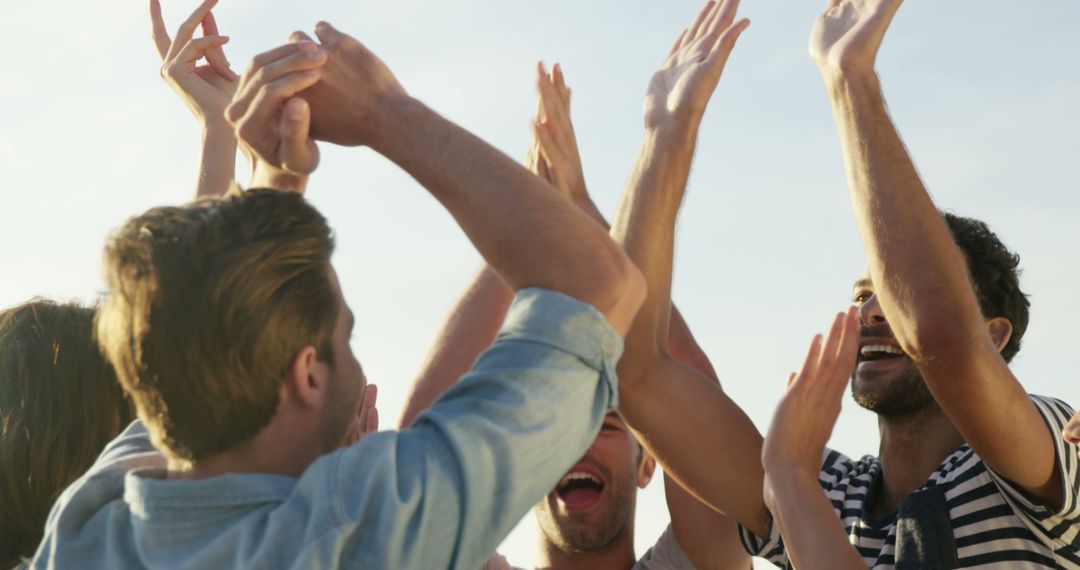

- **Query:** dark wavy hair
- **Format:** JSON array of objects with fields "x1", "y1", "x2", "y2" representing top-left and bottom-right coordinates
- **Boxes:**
[
  {"x1": 0, "y1": 300, "x2": 132, "y2": 568},
  {"x1": 944, "y1": 213, "x2": 1030, "y2": 362}
]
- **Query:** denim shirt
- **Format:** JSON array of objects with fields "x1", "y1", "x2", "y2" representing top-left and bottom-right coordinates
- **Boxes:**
[{"x1": 31, "y1": 288, "x2": 622, "y2": 570}]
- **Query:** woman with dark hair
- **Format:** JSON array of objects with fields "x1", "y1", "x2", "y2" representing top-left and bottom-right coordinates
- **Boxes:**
[{"x1": 0, "y1": 300, "x2": 133, "y2": 569}]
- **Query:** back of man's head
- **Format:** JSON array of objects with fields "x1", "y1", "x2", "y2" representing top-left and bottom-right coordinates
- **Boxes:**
[
  {"x1": 943, "y1": 213, "x2": 1030, "y2": 362},
  {"x1": 96, "y1": 189, "x2": 337, "y2": 462},
  {"x1": 0, "y1": 300, "x2": 131, "y2": 567}
]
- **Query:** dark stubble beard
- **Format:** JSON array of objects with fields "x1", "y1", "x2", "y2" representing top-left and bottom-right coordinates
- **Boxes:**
[{"x1": 851, "y1": 358, "x2": 937, "y2": 417}]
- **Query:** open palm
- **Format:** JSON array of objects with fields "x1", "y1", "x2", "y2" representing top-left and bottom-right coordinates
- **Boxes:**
[
  {"x1": 809, "y1": 0, "x2": 903, "y2": 72},
  {"x1": 644, "y1": 0, "x2": 749, "y2": 129}
]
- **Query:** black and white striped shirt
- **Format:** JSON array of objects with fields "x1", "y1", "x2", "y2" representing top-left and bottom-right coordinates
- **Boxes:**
[{"x1": 741, "y1": 395, "x2": 1080, "y2": 568}]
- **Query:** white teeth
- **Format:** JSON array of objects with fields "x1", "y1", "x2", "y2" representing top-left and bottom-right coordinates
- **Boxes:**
[
  {"x1": 860, "y1": 344, "x2": 904, "y2": 357},
  {"x1": 559, "y1": 471, "x2": 601, "y2": 487}
]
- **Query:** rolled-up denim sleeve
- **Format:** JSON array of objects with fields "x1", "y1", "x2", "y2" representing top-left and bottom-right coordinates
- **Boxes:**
[{"x1": 314, "y1": 288, "x2": 623, "y2": 569}]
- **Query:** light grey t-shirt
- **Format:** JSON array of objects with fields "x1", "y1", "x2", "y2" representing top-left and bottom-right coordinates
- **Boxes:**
[{"x1": 482, "y1": 524, "x2": 696, "y2": 570}]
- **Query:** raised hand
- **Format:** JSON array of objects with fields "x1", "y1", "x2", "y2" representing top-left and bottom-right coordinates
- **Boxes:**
[
  {"x1": 644, "y1": 0, "x2": 749, "y2": 129},
  {"x1": 809, "y1": 0, "x2": 904, "y2": 73},
  {"x1": 530, "y1": 63, "x2": 588, "y2": 201},
  {"x1": 762, "y1": 307, "x2": 858, "y2": 477},
  {"x1": 290, "y1": 23, "x2": 409, "y2": 148},
  {"x1": 151, "y1": 0, "x2": 237, "y2": 124},
  {"x1": 346, "y1": 384, "x2": 380, "y2": 445},
  {"x1": 227, "y1": 42, "x2": 326, "y2": 179}
]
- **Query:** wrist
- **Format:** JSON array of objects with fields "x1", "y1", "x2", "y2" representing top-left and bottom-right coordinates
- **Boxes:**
[
  {"x1": 819, "y1": 66, "x2": 881, "y2": 97},
  {"x1": 762, "y1": 465, "x2": 820, "y2": 511},
  {"x1": 202, "y1": 118, "x2": 236, "y2": 138},
  {"x1": 365, "y1": 94, "x2": 427, "y2": 155},
  {"x1": 251, "y1": 162, "x2": 308, "y2": 194}
]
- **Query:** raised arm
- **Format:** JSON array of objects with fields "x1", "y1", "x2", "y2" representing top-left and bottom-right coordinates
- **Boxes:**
[
  {"x1": 761, "y1": 308, "x2": 866, "y2": 570},
  {"x1": 396, "y1": 63, "x2": 588, "y2": 429},
  {"x1": 151, "y1": 0, "x2": 237, "y2": 198},
  {"x1": 246, "y1": 24, "x2": 646, "y2": 334},
  {"x1": 606, "y1": 0, "x2": 772, "y2": 538},
  {"x1": 811, "y1": 0, "x2": 1060, "y2": 505},
  {"x1": 533, "y1": 60, "x2": 748, "y2": 568}
]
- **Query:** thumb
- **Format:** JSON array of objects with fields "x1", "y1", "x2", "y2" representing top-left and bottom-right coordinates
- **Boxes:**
[{"x1": 279, "y1": 98, "x2": 317, "y2": 173}]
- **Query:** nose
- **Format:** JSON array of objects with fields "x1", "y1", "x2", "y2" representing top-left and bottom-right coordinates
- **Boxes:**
[{"x1": 858, "y1": 293, "x2": 887, "y2": 326}]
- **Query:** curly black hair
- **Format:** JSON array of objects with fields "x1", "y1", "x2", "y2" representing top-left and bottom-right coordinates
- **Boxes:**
[{"x1": 943, "y1": 213, "x2": 1030, "y2": 362}]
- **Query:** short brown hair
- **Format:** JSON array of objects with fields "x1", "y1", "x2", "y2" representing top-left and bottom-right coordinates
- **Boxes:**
[
  {"x1": 96, "y1": 189, "x2": 337, "y2": 462},
  {"x1": 1, "y1": 300, "x2": 131, "y2": 567}
]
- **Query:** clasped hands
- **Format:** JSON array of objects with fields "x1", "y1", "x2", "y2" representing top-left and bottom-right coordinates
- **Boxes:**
[{"x1": 224, "y1": 22, "x2": 411, "y2": 180}]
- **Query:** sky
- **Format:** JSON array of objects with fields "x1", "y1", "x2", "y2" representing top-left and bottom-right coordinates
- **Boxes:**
[{"x1": 1, "y1": 1, "x2": 1078, "y2": 568}]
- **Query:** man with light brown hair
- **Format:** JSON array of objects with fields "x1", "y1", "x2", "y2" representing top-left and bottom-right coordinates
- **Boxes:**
[{"x1": 32, "y1": 9, "x2": 645, "y2": 569}]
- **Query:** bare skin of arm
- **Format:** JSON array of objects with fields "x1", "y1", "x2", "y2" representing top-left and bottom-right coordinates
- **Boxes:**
[
  {"x1": 811, "y1": 0, "x2": 1060, "y2": 506},
  {"x1": 761, "y1": 309, "x2": 867, "y2": 570},
  {"x1": 228, "y1": 23, "x2": 644, "y2": 335},
  {"x1": 533, "y1": 62, "x2": 749, "y2": 568},
  {"x1": 611, "y1": 0, "x2": 772, "y2": 539}
]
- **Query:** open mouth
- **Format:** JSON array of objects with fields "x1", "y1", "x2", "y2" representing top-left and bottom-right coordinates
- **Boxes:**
[
  {"x1": 555, "y1": 471, "x2": 605, "y2": 510},
  {"x1": 858, "y1": 343, "x2": 906, "y2": 363}
]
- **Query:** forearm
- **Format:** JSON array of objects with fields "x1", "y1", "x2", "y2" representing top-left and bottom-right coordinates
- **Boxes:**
[
  {"x1": 372, "y1": 98, "x2": 641, "y2": 331},
  {"x1": 195, "y1": 121, "x2": 239, "y2": 198},
  {"x1": 663, "y1": 315, "x2": 751, "y2": 569},
  {"x1": 620, "y1": 357, "x2": 769, "y2": 537},
  {"x1": 398, "y1": 266, "x2": 513, "y2": 428},
  {"x1": 764, "y1": 468, "x2": 865, "y2": 570},
  {"x1": 824, "y1": 70, "x2": 984, "y2": 356},
  {"x1": 826, "y1": 70, "x2": 1057, "y2": 496},
  {"x1": 610, "y1": 124, "x2": 697, "y2": 365}
]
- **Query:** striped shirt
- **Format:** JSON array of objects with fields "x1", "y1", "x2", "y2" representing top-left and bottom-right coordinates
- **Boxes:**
[{"x1": 741, "y1": 395, "x2": 1080, "y2": 568}]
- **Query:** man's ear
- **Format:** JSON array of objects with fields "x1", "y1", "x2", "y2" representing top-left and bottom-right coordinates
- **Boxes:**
[
  {"x1": 285, "y1": 345, "x2": 328, "y2": 408},
  {"x1": 987, "y1": 317, "x2": 1013, "y2": 355},
  {"x1": 637, "y1": 450, "x2": 657, "y2": 489}
]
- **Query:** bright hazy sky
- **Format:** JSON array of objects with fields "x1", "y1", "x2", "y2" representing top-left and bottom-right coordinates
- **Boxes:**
[{"x1": 2, "y1": 1, "x2": 1077, "y2": 568}]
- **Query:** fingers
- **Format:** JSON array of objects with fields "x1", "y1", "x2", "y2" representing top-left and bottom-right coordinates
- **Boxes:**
[
  {"x1": 228, "y1": 44, "x2": 325, "y2": 123},
  {"x1": 234, "y1": 69, "x2": 323, "y2": 162},
  {"x1": 279, "y1": 98, "x2": 318, "y2": 174},
  {"x1": 829, "y1": 307, "x2": 860, "y2": 396},
  {"x1": 668, "y1": 29, "x2": 688, "y2": 58},
  {"x1": 168, "y1": 35, "x2": 230, "y2": 74},
  {"x1": 552, "y1": 62, "x2": 570, "y2": 108},
  {"x1": 533, "y1": 120, "x2": 560, "y2": 181},
  {"x1": 795, "y1": 334, "x2": 824, "y2": 389},
  {"x1": 290, "y1": 31, "x2": 316, "y2": 44},
  {"x1": 818, "y1": 311, "x2": 846, "y2": 369},
  {"x1": 149, "y1": 0, "x2": 171, "y2": 60},
  {"x1": 701, "y1": 0, "x2": 725, "y2": 37},
  {"x1": 314, "y1": 21, "x2": 349, "y2": 48},
  {"x1": 708, "y1": 0, "x2": 742, "y2": 37},
  {"x1": 363, "y1": 384, "x2": 380, "y2": 433},
  {"x1": 708, "y1": 18, "x2": 751, "y2": 62},
  {"x1": 200, "y1": 12, "x2": 235, "y2": 80},
  {"x1": 164, "y1": 0, "x2": 219, "y2": 63},
  {"x1": 237, "y1": 69, "x2": 323, "y2": 135},
  {"x1": 685, "y1": 1, "x2": 716, "y2": 46}
]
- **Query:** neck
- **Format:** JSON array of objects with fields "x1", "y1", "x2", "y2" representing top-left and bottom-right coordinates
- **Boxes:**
[
  {"x1": 535, "y1": 519, "x2": 636, "y2": 570},
  {"x1": 168, "y1": 417, "x2": 323, "y2": 480},
  {"x1": 872, "y1": 404, "x2": 964, "y2": 517}
]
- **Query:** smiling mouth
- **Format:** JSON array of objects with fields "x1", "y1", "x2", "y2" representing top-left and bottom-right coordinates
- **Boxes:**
[
  {"x1": 555, "y1": 471, "x2": 605, "y2": 510},
  {"x1": 858, "y1": 344, "x2": 906, "y2": 362}
]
